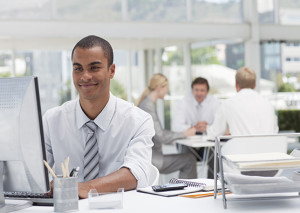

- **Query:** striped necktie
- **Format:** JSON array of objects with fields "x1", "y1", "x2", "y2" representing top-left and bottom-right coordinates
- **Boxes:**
[{"x1": 83, "y1": 121, "x2": 100, "y2": 181}]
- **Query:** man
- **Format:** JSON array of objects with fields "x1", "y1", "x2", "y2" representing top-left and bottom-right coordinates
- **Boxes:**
[
  {"x1": 43, "y1": 35, "x2": 155, "y2": 198},
  {"x1": 172, "y1": 77, "x2": 219, "y2": 133},
  {"x1": 206, "y1": 67, "x2": 278, "y2": 137},
  {"x1": 172, "y1": 77, "x2": 219, "y2": 179}
]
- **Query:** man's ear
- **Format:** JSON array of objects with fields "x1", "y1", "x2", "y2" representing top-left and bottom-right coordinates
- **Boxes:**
[{"x1": 109, "y1": 64, "x2": 115, "y2": 79}]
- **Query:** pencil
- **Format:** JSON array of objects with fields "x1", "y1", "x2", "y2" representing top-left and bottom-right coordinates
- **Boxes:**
[
  {"x1": 43, "y1": 160, "x2": 57, "y2": 178},
  {"x1": 65, "y1": 156, "x2": 70, "y2": 177},
  {"x1": 180, "y1": 191, "x2": 231, "y2": 198},
  {"x1": 61, "y1": 162, "x2": 67, "y2": 178}
]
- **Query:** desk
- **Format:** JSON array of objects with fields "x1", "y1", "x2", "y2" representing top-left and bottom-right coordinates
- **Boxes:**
[{"x1": 14, "y1": 190, "x2": 300, "y2": 213}]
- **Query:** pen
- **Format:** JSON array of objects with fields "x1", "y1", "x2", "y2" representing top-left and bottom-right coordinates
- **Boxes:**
[
  {"x1": 69, "y1": 167, "x2": 80, "y2": 177},
  {"x1": 43, "y1": 160, "x2": 57, "y2": 178}
]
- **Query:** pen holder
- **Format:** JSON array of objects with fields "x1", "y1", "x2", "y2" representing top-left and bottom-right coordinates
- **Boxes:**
[{"x1": 53, "y1": 177, "x2": 78, "y2": 212}]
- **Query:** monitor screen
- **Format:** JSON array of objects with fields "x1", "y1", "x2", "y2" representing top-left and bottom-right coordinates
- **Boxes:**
[{"x1": 0, "y1": 76, "x2": 50, "y2": 210}]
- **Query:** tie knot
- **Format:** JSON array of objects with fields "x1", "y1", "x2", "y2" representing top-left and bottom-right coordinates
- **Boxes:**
[{"x1": 85, "y1": 121, "x2": 97, "y2": 132}]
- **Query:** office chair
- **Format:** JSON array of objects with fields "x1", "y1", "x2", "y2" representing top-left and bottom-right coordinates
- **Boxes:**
[{"x1": 148, "y1": 164, "x2": 160, "y2": 186}]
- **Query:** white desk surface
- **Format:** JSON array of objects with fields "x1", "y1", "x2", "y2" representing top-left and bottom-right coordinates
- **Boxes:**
[
  {"x1": 176, "y1": 138, "x2": 216, "y2": 148},
  {"x1": 14, "y1": 190, "x2": 300, "y2": 213}
]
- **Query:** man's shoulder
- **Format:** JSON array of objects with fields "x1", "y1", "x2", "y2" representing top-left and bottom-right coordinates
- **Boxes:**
[
  {"x1": 115, "y1": 96, "x2": 150, "y2": 118},
  {"x1": 206, "y1": 94, "x2": 219, "y2": 103},
  {"x1": 44, "y1": 99, "x2": 77, "y2": 119}
]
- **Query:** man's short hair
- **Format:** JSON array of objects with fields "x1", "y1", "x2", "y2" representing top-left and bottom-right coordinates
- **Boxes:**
[
  {"x1": 71, "y1": 35, "x2": 114, "y2": 67},
  {"x1": 235, "y1": 67, "x2": 256, "y2": 89},
  {"x1": 191, "y1": 77, "x2": 209, "y2": 91}
]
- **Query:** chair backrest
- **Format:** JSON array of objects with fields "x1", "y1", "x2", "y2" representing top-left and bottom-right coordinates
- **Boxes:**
[
  {"x1": 221, "y1": 136, "x2": 287, "y2": 156},
  {"x1": 148, "y1": 164, "x2": 159, "y2": 186}
]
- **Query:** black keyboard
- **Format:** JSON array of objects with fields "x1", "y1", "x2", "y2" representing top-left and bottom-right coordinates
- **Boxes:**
[{"x1": 4, "y1": 191, "x2": 53, "y2": 206}]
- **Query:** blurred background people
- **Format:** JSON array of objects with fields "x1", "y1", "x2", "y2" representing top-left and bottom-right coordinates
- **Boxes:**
[
  {"x1": 205, "y1": 67, "x2": 279, "y2": 177},
  {"x1": 172, "y1": 77, "x2": 219, "y2": 134},
  {"x1": 206, "y1": 67, "x2": 278, "y2": 137},
  {"x1": 138, "y1": 73, "x2": 197, "y2": 179},
  {"x1": 172, "y1": 77, "x2": 220, "y2": 178}
]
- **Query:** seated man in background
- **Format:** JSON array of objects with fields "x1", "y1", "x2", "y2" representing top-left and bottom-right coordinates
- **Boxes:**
[
  {"x1": 172, "y1": 77, "x2": 219, "y2": 178},
  {"x1": 206, "y1": 66, "x2": 278, "y2": 137},
  {"x1": 205, "y1": 67, "x2": 279, "y2": 177},
  {"x1": 172, "y1": 77, "x2": 219, "y2": 134},
  {"x1": 43, "y1": 35, "x2": 155, "y2": 198}
]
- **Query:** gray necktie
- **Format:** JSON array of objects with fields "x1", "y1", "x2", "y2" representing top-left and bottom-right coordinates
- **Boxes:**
[{"x1": 83, "y1": 121, "x2": 100, "y2": 181}]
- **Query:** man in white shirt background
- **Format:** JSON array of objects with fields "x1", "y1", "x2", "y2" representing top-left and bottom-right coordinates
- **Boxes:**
[
  {"x1": 43, "y1": 35, "x2": 155, "y2": 198},
  {"x1": 203, "y1": 67, "x2": 279, "y2": 177},
  {"x1": 172, "y1": 77, "x2": 219, "y2": 178},
  {"x1": 172, "y1": 77, "x2": 219, "y2": 133},
  {"x1": 206, "y1": 66, "x2": 278, "y2": 137}
]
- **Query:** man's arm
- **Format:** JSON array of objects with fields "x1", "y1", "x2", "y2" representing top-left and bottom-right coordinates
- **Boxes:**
[
  {"x1": 78, "y1": 167, "x2": 136, "y2": 198},
  {"x1": 76, "y1": 110, "x2": 155, "y2": 199}
]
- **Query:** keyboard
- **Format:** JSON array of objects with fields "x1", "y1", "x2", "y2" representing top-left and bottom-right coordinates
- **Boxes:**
[{"x1": 4, "y1": 191, "x2": 53, "y2": 206}]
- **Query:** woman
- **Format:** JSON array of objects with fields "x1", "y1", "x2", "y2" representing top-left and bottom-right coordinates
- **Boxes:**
[{"x1": 138, "y1": 73, "x2": 197, "y2": 179}]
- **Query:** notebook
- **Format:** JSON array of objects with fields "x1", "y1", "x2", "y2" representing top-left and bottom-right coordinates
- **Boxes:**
[{"x1": 137, "y1": 178, "x2": 219, "y2": 197}]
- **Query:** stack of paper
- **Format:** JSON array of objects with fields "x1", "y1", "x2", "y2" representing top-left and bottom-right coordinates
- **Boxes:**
[{"x1": 224, "y1": 152, "x2": 300, "y2": 169}]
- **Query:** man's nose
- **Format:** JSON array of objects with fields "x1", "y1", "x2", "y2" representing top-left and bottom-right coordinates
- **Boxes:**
[{"x1": 81, "y1": 70, "x2": 92, "y2": 81}]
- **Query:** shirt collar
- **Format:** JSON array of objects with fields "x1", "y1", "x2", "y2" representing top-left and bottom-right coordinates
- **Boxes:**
[
  {"x1": 191, "y1": 94, "x2": 209, "y2": 107},
  {"x1": 76, "y1": 93, "x2": 116, "y2": 131},
  {"x1": 239, "y1": 88, "x2": 254, "y2": 94}
]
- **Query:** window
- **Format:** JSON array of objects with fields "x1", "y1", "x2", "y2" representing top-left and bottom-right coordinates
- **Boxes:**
[
  {"x1": 162, "y1": 46, "x2": 186, "y2": 130},
  {"x1": 191, "y1": 41, "x2": 244, "y2": 98}
]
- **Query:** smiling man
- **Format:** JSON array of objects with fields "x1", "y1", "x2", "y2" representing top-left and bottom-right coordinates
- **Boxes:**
[
  {"x1": 172, "y1": 77, "x2": 219, "y2": 134},
  {"x1": 43, "y1": 35, "x2": 154, "y2": 198}
]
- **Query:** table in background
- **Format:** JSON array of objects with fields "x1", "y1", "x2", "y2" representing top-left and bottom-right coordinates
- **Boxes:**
[{"x1": 175, "y1": 136, "x2": 217, "y2": 177}]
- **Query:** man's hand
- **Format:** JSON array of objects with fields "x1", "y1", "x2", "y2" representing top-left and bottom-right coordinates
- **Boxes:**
[
  {"x1": 77, "y1": 168, "x2": 137, "y2": 199},
  {"x1": 78, "y1": 181, "x2": 95, "y2": 199},
  {"x1": 194, "y1": 121, "x2": 207, "y2": 132}
]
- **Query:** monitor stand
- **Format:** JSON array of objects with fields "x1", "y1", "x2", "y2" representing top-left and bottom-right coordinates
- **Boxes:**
[{"x1": 0, "y1": 162, "x2": 32, "y2": 213}]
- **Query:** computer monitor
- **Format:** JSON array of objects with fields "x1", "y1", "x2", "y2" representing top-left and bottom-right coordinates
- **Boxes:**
[{"x1": 0, "y1": 76, "x2": 50, "y2": 212}]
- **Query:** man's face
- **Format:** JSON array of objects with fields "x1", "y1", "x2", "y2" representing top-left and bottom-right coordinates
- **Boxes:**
[
  {"x1": 72, "y1": 46, "x2": 115, "y2": 102},
  {"x1": 192, "y1": 83, "x2": 209, "y2": 103}
]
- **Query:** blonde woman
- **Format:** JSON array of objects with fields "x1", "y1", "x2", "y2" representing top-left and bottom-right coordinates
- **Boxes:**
[{"x1": 138, "y1": 73, "x2": 197, "y2": 179}]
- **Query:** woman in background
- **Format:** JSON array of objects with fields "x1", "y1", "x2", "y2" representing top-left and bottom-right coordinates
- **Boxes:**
[{"x1": 138, "y1": 73, "x2": 197, "y2": 179}]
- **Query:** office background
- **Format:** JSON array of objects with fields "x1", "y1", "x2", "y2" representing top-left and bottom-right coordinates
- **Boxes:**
[{"x1": 1, "y1": 0, "x2": 300, "y2": 132}]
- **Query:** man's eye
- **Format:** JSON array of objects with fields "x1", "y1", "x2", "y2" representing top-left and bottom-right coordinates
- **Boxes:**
[
  {"x1": 91, "y1": 66, "x2": 100, "y2": 71},
  {"x1": 74, "y1": 67, "x2": 83, "y2": 72}
]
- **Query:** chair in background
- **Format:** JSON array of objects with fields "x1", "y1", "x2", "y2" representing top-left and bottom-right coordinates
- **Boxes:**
[{"x1": 148, "y1": 164, "x2": 160, "y2": 186}]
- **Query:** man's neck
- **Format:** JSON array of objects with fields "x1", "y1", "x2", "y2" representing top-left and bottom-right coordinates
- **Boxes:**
[{"x1": 79, "y1": 94, "x2": 110, "y2": 120}]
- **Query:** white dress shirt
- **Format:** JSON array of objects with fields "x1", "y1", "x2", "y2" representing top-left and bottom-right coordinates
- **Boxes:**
[
  {"x1": 43, "y1": 93, "x2": 154, "y2": 187},
  {"x1": 207, "y1": 89, "x2": 278, "y2": 137},
  {"x1": 172, "y1": 94, "x2": 220, "y2": 132}
]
